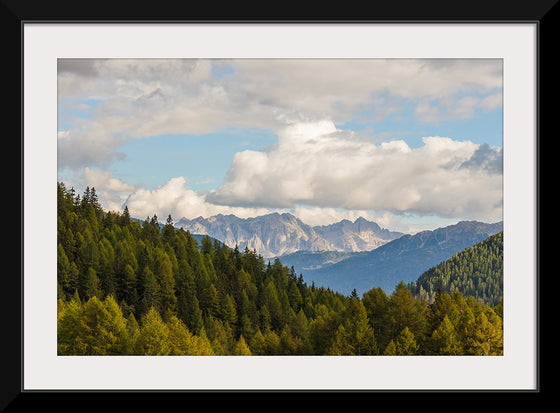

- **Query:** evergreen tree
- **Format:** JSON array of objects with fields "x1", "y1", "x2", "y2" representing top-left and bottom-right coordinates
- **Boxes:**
[
  {"x1": 85, "y1": 267, "x2": 102, "y2": 300},
  {"x1": 263, "y1": 329, "x2": 281, "y2": 355},
  {"x1": 140, "y1": 266, "x2": 161, "y2": 314},
  {"x1": 362, "y1": 287, "x2": 389, "y2": 347},
  {"x1": 383, "y1": 340, "x2": 397, "y2": 355},
  {"x1": 249, "y1": 329, "x2": 266, "y2": 355},
  {"x1": 102, "y1": 295, "x2": 130, "y2": 354},
  {"x1": 56, "y1": 181, "x2": 502, "y2": 356},
  {"x1": 233, "y1": 335, "x2": 252, "y2": 355},
  {"x1": 122, "y1": 264, "x2": 138, "y2": 314},
  {"x1": 430, "y1": 316, "x2": 462, "y2": 355},
  {"x1": 162, "y1": 214, "x2": 175, "y2": 243},
  {"x1": 121, "y1": 205, "x2": 131, "y2": 226},
  {"x1": 126, "y1": 312, "x2": 140, "y2": 353},
  {"x1": 395, "y1": 327, "x2": 419, "y2": 355},
  {"x1": 79, "y1": 296, "x2": 127, "y2": 355},
  {"x1": 136, "y1": 307, "x2": 171, "y2": 355},
  {"x1": 342, "y1": 298, "x2": 377, "y2": 355},
  {"x1": 166, "y1": 316, "x2": 196, "y2": 355},
  {"x1": 58, "y1": 295, "x2": 86, "y2": 355},
  {"x1": 385, "y1": 282, "x2": 427, "y2": 345},
  {"x1": 328, "y1": 325, "x2": 352, "y2": 355}
]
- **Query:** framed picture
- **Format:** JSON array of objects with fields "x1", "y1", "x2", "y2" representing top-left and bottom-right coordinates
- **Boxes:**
[{"x1": 14, "y1": 6, "x2": 548, "y2": 402}]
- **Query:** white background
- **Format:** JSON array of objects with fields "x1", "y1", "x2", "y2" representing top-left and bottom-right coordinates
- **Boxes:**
[{"x1": 23, "y1": 23, "x2": 537, "y2": 390}]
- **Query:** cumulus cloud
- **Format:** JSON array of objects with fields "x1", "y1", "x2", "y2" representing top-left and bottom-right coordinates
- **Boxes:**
[
  {"x1": 57, "y1": 129, "x2": 126, "y2": 170},
  {"x1": 414, "y1": 92, "x2": 503, "y2": 123},
  {"x1": 82, "y1": 167, "x2": 136, "y2": 192},
  {"x1": 207, "y1": 121, "x2": 503, "y2": 222},
  {"x1": 124, "y1": 177, "x2": 274, "y2": 222},
  {"x1": 57, "y1": 59, "x2": 503, "y2": 171},
  {"x1": 290, "y1": 206, "x2": 393, "y2": 228},
  {"x1": 460, "y1": 143, "x2": 503, "y2": 174},
  {"x1": 80, "y1": 167, "x2": 136, "y2": 212},
  {"x1": 57, "y1": 59, "x2": 503, "y2": 225},
  {"x1": 120, "y1": 176, "x2": 416, "y2": 229}
]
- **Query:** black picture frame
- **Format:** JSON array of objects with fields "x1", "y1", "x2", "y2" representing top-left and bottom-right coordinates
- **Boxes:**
[{"x1": 9, "y1": 0, "x2": 553, "y2": 407}]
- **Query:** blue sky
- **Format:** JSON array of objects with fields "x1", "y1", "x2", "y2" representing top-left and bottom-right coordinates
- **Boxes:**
[{"x1": 57, "y1": 59, "x2": 503, "y2": 232}]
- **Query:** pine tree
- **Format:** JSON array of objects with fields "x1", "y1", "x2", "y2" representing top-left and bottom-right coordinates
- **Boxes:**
[
  {"x1": 383, "y1": 340, "x2": 397, "y2": 355},
  {"x1": 362, "y1": 287, "x2": 389, "y2": 347},
  {"x1": 126, "y1": 312, "x2": 140, "y2": 354},
  {"x1": 430, "y1": 316, "x2": 462, "y2": 355},
  {"x1": 153, "y1": 249, "x2": 177, "y2": 319},
  {"x1": 263, "y1": 280, "x2": 283, "y2": 330},
  {"x1": 57, "y1": 243, "x2": 72, "y2": 295},
  {"x1": 469, "y1": 310, "x2": 503, "y2": 355},
  {"x1": 166, "y1": 316, "x2": 195, "y2": 355},
  {"x1": 263, "y1": 328, "x2": 281, "y2": 355},
  {"x1": 102, "y1": 295, "x2": 130, "y2": 354},
  {"x1": 58, "y1": 295, "x2": 86, "y2": 355},
  {"x1": 328, "y1": 325, "x2": 352, "y2": 355},
  {"x1": 89, "y1": 187, "x2": 101, "y2": 211},
  {"x1": 122, "y1": 264, "x2": 138, "y2": 314},
  {"x1": 249, "y1": 329, "x2": 266, "y2": 355},
  {"x1": 162, "y1": 214, "x2": 175, "y2": 243},
  {"x1": 141, "y1": 266, "x2": 161, "y2": 314},
  {"x1": 343, "y1": 298, "x2": 377, "y2": 355},
  {"x1": 136, "y1": 307, "x2": 171, "y2": 355},
  {"x1": 395, "y1": 327, "x2": 419, "y2": 355},
  {"x1": 80, "y1": 296, "x2": 121, "y2": 355},
  {"x1": 219, "y1": 293, "x2": 238, "y2": 327},
  {"x1": 85, "y1": 267, "x2": 102, "y2": 300},
  {"x1": 233, "y1": 335, "x2": 252, "y2": 355},
  {"x1": 121, "y1": 205, "x2": 131, "y2": 227},
  {"x1": 386, "y1": 282, "x2": 426, "y2": 345}
]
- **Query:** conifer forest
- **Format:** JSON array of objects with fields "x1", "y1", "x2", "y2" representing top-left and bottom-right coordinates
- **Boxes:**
[{"x1": 57, "y1": 182, "x2": 503, "y2": 356}]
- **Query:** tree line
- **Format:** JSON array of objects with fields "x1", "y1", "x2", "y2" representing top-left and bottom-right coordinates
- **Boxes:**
[
  {"x1": 57, "y1": 182, "x2": 503, "y2": 355},
  {"x1": 409, "y1": 231, "x2": 503, "y2": 306}
]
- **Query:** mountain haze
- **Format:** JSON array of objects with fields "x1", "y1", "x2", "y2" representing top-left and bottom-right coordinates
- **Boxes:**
[
  {"x1": 281, "y1": 220, "x2": 503, "y2": 295},
  {"x1": 175, "y1": 213, "x2": 403, "y2": 258}
]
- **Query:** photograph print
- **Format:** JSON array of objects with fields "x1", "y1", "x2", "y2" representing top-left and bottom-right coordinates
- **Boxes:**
[{"x1": 56, "y1": 58, "x2": 504, "y2": 356}]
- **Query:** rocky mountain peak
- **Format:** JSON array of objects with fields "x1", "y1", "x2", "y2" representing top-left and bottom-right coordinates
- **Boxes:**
[{"x1": 175, "y1": 213, "x2": 403, "y2": 258}]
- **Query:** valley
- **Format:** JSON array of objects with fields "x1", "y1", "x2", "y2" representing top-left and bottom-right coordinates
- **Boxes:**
[{"x1": 175, "y1": 212, "x2": 503, "y2": 296}]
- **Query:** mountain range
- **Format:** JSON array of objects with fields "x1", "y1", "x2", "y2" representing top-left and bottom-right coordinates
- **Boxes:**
[
  {"x1": 176, "y1": 212, "x2": 502, "y2": 296},
  {"x1": 279, "y1": 220, "x2": 503, "y2": 295},
  {"x1": 175, "y1": 213, "x2": 403, "y2": 258}
]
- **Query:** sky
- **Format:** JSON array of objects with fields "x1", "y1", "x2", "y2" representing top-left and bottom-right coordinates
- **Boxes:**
[{"x1": 57, "y1": 58, "x2": 503, "y2": 233}]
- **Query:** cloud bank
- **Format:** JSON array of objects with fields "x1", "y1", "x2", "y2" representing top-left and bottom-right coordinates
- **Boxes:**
[
  {"x1": 57, "y1": 59, "x2": 503, "y2": 171},
  {"x1": 85, "y1": 121, "x2": 501, "y2": 225},
  {"x1": 207, "y1": 121, "x2": 502, "y2": 221},
  {"x1": 58, "y1": 59, "x2": 503, "y2": 228}
]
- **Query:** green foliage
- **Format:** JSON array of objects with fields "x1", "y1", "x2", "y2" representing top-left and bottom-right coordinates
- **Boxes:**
[
  {"x1": 57, "y1": 182, "x2": 503, "y2": 356},
  {"x1": 409, "y1": 231, "x2": 503, "y2": 306}
]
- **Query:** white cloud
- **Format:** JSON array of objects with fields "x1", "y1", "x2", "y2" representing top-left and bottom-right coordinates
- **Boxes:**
[
  {"x1": 124, "y1": 177, "x2": 274, "y2": 222},
  {"x1": 290, "y1": 207, "x2": 390, "y2": 228},
  {"x1": 82, "y1": 167, "x2": 136, "y2": 192},
  {"x1": 57, "y1": 59, "x2": 503, "y2": 171},
  {"x1": 57, "y1": 128, "x2": 126, "y2": 170},
  {"x1": 414, "y1": 91, "x2": 503, "y2": 123},
  {"x1": 57, "y1": 59, "x2": 503, "y2": 226},
  {"x1": 207, "y1": 121, "x2": 503, "y2": 222},
  {"x1": 79, "y1": 167, "x2": 136, "y2": 212}
]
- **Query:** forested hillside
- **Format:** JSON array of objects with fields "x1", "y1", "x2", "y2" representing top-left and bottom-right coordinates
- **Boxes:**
[
  {"x1": 293, "y1": 220, "x2": 502, "y2": 295},
  {"x1": 408, "y1": 231, "x2": 503, "y2": 306},
  {"x1": 56, "y1": 182, "x2": 503, "y2": 356}
]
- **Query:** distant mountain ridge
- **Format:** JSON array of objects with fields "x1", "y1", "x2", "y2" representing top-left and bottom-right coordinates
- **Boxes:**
[
  {"x1": 279, "y1": 220, "x2": 503, "y2": 295},
  {"x1": 314, "y1": 217, "x2": 404, "y2": 252},
  {"x1": 175, "y1": 213, "x2": 403, "y2": 258},
  {"x1": 409, "y1": 231, "x2": 503, "y2": 306}
]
